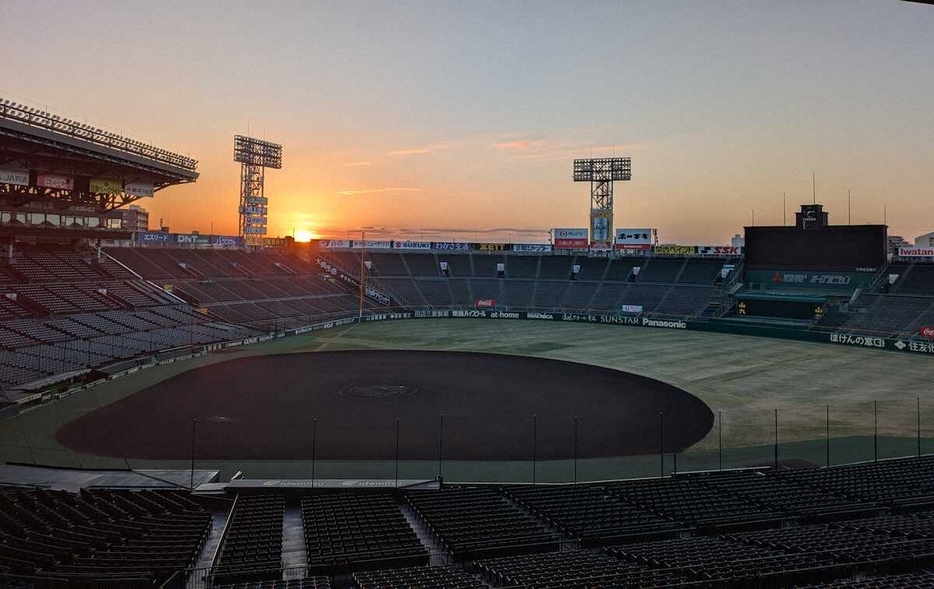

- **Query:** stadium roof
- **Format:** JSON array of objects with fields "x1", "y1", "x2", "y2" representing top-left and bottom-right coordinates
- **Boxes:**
[{"x1": 0, "y1": 100, "x2": 197, "y2": 185}]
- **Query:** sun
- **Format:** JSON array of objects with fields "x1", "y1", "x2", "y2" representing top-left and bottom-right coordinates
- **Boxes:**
[{"x1": 294, "y1": 230, "x2": 315, "y2": 242}]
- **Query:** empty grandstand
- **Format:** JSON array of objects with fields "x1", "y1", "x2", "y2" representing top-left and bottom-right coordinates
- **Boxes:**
[{"x1": 5, "y1": 456, "x2": 934, "y2": 587}]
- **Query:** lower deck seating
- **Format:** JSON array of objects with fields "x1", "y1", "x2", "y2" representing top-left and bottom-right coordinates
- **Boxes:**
[
  {"x1": 354, "y1": 564, "x2": 483, "y2": 589},
  {"x1": 406, "y1": 487, "x2": 560, "y2": 561},
  {"x1": 213, "y1": 494, "x2": 285, "y2": 585},
  {"x1": 302, "y1": 492, "x2": 427, "y2": 575}
]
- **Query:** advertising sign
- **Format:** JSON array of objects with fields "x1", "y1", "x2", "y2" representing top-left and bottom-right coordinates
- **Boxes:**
[
  {"x1": 654, "y1": 244, "x2": 696, "y2": 255},
  {"x1": 392, "y1": 241, "x2": 431, "y2": 250},
  {"x1": 591, "y1": 211, "x2": 612, "y2": 245},
  {"x1": 136, "y1": 231, "x2": 174, "y2": 244},
  {"x1": 432, "y1": 242, "x2": 471, "y2": 251},
  {"x1": 316, "y1": 239, "x2": 351, "y2": 249},
  {"x1": 90, "y1": 177, "x2": 122, "y2": 194},
  {"x1": 476, "y1": 243, "x2": 507, "y2": 251},
  {"x1": 36, "y1": 174, "x2": 74, "y2": 190},
  {"x1": 0, "y1": 169, "x2": 29, "y2": 187},
  {"x1": 899, "y1": 247, "x2": 934, "y2": 258},
  {"x1": 210, "y1": 235, "x2": 243, "y2": 247},
  {"x1": 553, "y1": 228, "x2": 589, "y2": 250},
  {"x1": 512, "y1": 244, "x2": 552, "y2": 253},
  {"x1": 697, "y1": 245, "x2": 742, "y2": 255},
  {"x1": 125, "y1": 181, "x2": 154, "y2": 198},
  {"x1": 919, "y1": 327, "x2": 934, "y2": 338},
  {"x1": 615, "y1": 228, "x2": 653, "y2": 250},
  {"x1": 352, "y1": 240, "x2": 392, "y2": 250},
  {"x1": 619, "y1": 305, "x2": 643, "y2": 314},
  {"x1": 475, "y1": 299, "x2": 496, "y2": 309},
  {"x1": 176, "y1": 234, "x2": 211, "y2": 245}
]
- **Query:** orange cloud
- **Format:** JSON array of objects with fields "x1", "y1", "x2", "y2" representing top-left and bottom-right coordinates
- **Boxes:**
[
  {"x1": 496, "y1": 139, "x2": 548, "y2": 150},
  {"x1": 337, "y1": 187, "x2": 422, "y2": 196},
  {"x1": 387, "y1": 149, "x2": 430, "y2": 156}
]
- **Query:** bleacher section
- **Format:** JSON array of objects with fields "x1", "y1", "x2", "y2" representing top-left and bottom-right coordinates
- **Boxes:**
[
  {"x1": 406, "y1": 486, "x2": 560, "y2": 561},
  {"x1": 213, "y1": 493, "x2": 285, "y2": 585},
  {"x1": 0, "y1": 244, "x2": 266, "y2": 389},
  {"x1": 2, "y1": 242, "x2": 932, "y2": 392},
  {"x1": 325, "y1": 252, "x2": 731, "y2": 318},
  {"x1": 302, "y1": 492, "x2": 427, "y2": 575},
  {"x1": 106, "y1": 247, "x2": 371, "y2": 332},
  {"x1": 5, "y1": 457, "x2": 934, "y2": 585},
  {"x1": 0, "y1": 487, "x2": 210, "y2": 587}
]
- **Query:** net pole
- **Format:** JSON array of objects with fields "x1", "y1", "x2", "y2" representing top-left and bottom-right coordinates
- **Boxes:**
[
  {"x1": 659, "y1": 412, "x2": 664, "y2": 478},
  {"x1": 437, "y1": 414, "x2": 443, "y2": 482},
  {"x1": 311, "y1": 419, "x2": 317, "y2": 487},
  {"x1": 573, "y1": 415, "x2": 578, "y2": 484}
]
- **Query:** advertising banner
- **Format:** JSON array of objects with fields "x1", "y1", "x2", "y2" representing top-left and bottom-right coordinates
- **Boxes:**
[
  {"x1": 0, "y1": 169, "x2": 29, "y2": 187},
  {"x1": 432, "y1": 242, "x2": 471, "y2": 251},
  {"x1": 512, "y1": 244, "x2": 552, "y2": 253},
  {"x1": 746, "y1": 269, "x2": 875, "y2": 290},
  {"x1": 697, "y1": 245, "x2": 742, "y2": 255},
  {"x1": 316, "y1": 239, "x2": 351, "y2": 249},
  {"x1": 475, "y1": 299, "x2": 496, "y2": 309},
  {"x1": 654, "y1": 244, "x2": 696, "y2": 255},
  {"x1": 353, "y1": 240, "x2": 392, "y2": 250},
  {"x1": 36, "y1": 174, "x2": 74, "y2": 190},
  {"x1": 919, "y1": 327, "x2": 934, "y2": 338},
  {"x1": 553, "y1": 228, "x2": 589, "y2": 250},
  {"x1": 210, "y1": 235, "x2": 243, "y2": 247},
  {"x1": 615, "y1": 228, "x2": 652, "y2": 250},
  {"x1": 619, "y1": 305, "x2": 643, "y2": 314},
  {"x1": 476, "y1": 243, "x2": 508, "y2": 252},
  {"x1": 176, "y1": 234, "x2": 211, "y2": 245},
  {"x1": 899, "y1": 247, "x2": 934, "y2": 258},
  {"x1": 591, "y1": 211, "x2": 612, "y2": 245},
  {"x1": 90, "y1": 177, "x2": 122, "y2": 194},
  {"x1": 136, "y1": 231, "x2": 174, "y2": 244},
  {"x1": 392, "y1": 241, "x2": 431, "y2": 250},
  {"x1": 241, "y1": 205, "x2": 267, "y2": 215},
  {"x1": 125, "y1": 181, "x2": 154, "y2": 198}
]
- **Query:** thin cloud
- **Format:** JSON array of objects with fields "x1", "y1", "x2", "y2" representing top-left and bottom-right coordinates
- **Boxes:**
[
  {"x1": 496, "y1": 139, "x2": 547, "y2": 150},
  {"x1": 388, "y1": 149, "x2": 430, "y2": 156},
  {"x1": 337, "y1": 187, "x2": 422, "y2": 196},
  {"x1": 387, "y1": 142, "x2": 451, "y2": 156},
  {"x1": 344, "y1": 161, "x2": 371, "y2": 167}
]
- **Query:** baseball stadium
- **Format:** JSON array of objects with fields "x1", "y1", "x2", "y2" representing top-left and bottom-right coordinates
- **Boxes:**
[{"x1": 3, "y1": 2, "x2": 934, "y2": 588}]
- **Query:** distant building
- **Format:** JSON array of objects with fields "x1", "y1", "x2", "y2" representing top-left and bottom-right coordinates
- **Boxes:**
[
  {"x1": 888, "y1": 235, "x2": 910, "y2": 255},
  {"x1": 730, "y1": 234, "x2": 744, "y2": 248},
  {"x1": 914, "y1": 232, "x2": 934, "y2": 248},
  {"x1": 121, "y1": 205, "x2": 149, "y2": 232}
]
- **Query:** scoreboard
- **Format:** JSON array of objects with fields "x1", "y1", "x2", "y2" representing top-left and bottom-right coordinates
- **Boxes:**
[{"x1": 745, "y1": 225, "x2": 887, "y2": 271}]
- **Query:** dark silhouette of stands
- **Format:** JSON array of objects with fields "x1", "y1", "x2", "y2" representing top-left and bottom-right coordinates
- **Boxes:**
[
  {"x1": 354, "y1": 564, "x2": 483, "y2": 589},
  {"x1": 502, "y1": 484, "x2": 682, "y2": 547},
  {"x1": 302, "y1": 492, "x2": 427, "y2": 575},
  {"x1": 0, "y1": 487, "x2": 210, "y2": 588},
  {"x1": 212, "y1": 494, "x2": 285, "y2": 585},
  {"x1": 406, "y1": 486, "x2": 560, "y2": 561},
  {"x1": 8, "y1": 458, "x2": 934, "y2": 585}
]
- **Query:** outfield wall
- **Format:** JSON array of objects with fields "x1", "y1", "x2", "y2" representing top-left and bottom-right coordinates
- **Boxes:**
[{"x1": 343, "y1": 309, "x2": 934, "y2": 358}]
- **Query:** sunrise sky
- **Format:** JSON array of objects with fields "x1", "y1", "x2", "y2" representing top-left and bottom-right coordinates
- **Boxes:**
[{"x1": 2, "y1": 0, "x2": 933, "y2": 244}]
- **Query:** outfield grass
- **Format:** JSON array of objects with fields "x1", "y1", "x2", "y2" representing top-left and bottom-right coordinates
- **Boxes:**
[{"x1": 3, "y1": 318, "x2": 933, "y2": 482}]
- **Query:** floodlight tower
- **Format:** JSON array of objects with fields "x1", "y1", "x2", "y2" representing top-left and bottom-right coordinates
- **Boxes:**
[
  {"x1": 234, "y1": 135, "x2": 283, "y2": 245},
  {"x1": 572, "y1": 157, "x2": 632, "y2": 248}
]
